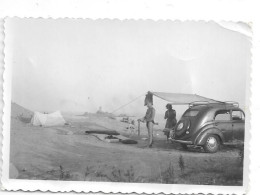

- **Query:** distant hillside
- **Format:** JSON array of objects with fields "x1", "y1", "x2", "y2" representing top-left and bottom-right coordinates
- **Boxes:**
[
  {"x1": 83, "y1": 111, "x2": 115, "y2": 118},
  {"x1": 11, "y1": 102, "x2": 33, "y2": 118}
]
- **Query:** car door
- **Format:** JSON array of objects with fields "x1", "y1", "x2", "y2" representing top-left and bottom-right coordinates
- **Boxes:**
[
  {"x1": 231, "y1": 110, "x2": 245, "y2": 143},
  {"x1": 214, "y1": 110, "x2": 233, "y2": 143}
]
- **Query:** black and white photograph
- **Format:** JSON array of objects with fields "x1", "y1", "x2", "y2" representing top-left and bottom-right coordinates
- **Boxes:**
[{"x1": 1, "y1": 18, "x2": 251, "y2": 194}]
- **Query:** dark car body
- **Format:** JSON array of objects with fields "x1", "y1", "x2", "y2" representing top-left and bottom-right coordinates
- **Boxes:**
[{"x1": 173, "y1": 103, "x2": 245, "y2": 152}]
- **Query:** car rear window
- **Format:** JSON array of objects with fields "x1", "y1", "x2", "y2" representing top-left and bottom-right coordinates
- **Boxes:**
[
  {"x1": 184, "y1": 110, "x2": 199, "y2": 117},
  {"x1": 214, "y1": 110, "x2": 231, "y2": 121}
]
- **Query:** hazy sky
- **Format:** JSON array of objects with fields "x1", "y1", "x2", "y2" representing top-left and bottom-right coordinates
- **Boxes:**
[{"x1": 6, "y1": 19, "x2": 251, "y2": 116}]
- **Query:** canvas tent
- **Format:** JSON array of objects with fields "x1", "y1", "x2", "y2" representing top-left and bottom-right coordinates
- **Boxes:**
[
  {"x1": 31, "y1": 111, "x2": 66, "y2": 127},
  {"x1": 147, "y1": 91, "x2": 223, "y2": 105}
]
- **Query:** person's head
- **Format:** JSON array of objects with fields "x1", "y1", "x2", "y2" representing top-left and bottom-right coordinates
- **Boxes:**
[{"x1": 166, "y1": 103, "x2": 172, "y2": 110}]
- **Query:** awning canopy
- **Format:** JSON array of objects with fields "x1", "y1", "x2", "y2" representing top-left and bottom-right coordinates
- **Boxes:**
[{"x1": 149, "y1": 91, "x2": 223, "y2": 105}]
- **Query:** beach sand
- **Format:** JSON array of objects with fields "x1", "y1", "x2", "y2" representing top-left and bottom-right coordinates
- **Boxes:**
[{"x1": 9, "y1": 103, "x2": 243, "y2": 185}]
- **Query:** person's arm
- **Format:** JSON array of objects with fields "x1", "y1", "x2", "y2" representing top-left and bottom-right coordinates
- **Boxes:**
[
  {"x1": 138, "y1": 109, "x2": 147, "y2": 122},
  {"x1": 173, "y1": 110, "x2": 176, "y2": 118},
  {"x1": 164, "y1": 111, "x2": 168, "y2": 119}
]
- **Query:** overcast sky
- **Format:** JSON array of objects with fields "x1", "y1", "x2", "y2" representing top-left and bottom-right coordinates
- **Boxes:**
[{"x1": 6, "y1": 19, "x2": 251, "y2": 117}]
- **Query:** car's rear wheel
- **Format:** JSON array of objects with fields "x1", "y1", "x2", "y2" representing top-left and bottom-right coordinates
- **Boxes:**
[
  {"x1": 180, "y1": 143, "x2": 188, "y2": 150},
  {"x1": 203, "y1": 135, "x2": 220, "y2": 153}
]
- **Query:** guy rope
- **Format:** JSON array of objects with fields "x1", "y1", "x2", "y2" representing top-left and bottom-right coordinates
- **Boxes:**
[
  {"x1": 111, "y1": 93, "x2": 145, "y2": 114},
  {"x1": 111, "y1": 93, "x2": 145, "y2": 136}
]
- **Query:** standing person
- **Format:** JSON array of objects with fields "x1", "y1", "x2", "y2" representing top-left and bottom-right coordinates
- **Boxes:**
[
  {"x1": 163, "y1": 104, "x2": 177, "y2": 142},
  {"x1": 139, "y1": 101, "x2": 156, "y2": 148}
]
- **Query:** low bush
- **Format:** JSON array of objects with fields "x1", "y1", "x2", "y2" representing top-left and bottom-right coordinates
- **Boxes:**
[
  {"x1": 178, "y1": 155, "x2": 185, "y2": 174},
  {"x1": 17, "y1": 114, "x2": 32, "y2": 124}
]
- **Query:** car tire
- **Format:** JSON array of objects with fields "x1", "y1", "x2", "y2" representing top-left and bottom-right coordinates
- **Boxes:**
[
  {"x1": 203, "y1": 135, "x2": 220, "y2": 153},
  {"x1": 180, "y1": 143, "x2": 188, "y2": 150}
]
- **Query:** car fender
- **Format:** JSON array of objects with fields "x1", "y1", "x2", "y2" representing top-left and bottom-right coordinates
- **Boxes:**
[{"x1": 194, "y1": 128, "x2": 224, "y2": 146}]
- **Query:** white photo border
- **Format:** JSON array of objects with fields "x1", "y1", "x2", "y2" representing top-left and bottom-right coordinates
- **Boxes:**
[{"x1": 1, "y1": 17, "x2": 252, "y2": 195}]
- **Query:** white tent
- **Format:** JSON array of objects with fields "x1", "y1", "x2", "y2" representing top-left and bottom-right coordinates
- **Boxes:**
[{"x1": 31, "y1": 111, "x2": 66, "y2": 127}]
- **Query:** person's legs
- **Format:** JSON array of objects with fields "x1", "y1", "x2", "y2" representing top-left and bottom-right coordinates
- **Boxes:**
[
  {"x1": 147, "y1": 122, "x2": 153, "y2": 147},
  {"x1": 166, "y1": 132, "x2": 169, "y2": 143}
]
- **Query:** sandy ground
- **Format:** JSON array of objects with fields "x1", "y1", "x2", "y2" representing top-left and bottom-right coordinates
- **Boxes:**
[{"x1": 9, "y1": 103, "x2": 244, "y2": 185}]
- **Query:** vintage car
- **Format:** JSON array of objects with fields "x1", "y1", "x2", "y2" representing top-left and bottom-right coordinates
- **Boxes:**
[{"x1": 172, "y1": 102, "x2": 245, "y2": 153}]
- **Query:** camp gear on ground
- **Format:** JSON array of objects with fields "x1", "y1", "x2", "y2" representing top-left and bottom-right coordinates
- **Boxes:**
[
  {"x1": 105, "y1": 138, "x2": 120, "y2": 143},
  {"x1": 85, "y1": 130, "x2": 119, "y2": 135},
  {"x1": 120, "y1": 139, "x2": 138, "y2": 144},
  {"x1": 105, "y1": 135, "x2": 118, "y2": 139},
  {"x1": 31, "y1": 111, "x2": 66, "y2": 127},
  {"x1": 104, "y1": 135, "x2": 120, "y2": 143},
  {"x1": 85, "y1": 130, "x2": 120, "y2": 135},
  {"x1": 90, "y1": 134, "x2": 136, "y2": 144}
]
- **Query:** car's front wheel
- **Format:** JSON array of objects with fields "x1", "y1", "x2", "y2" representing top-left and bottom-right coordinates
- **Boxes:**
[{"x1": 203, "y1": 135, "x2": 220, "y2": 153}]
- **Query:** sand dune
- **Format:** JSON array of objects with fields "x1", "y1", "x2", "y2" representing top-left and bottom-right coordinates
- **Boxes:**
[{"x1": 11, "y1": 102, "x2": 32, "y2": 117}]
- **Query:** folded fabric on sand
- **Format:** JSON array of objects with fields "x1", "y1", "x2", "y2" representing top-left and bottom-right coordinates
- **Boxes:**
[
  {"x1": 85, "y1": 130, "x2": 120, "y2": 135},
  {"x1": 90, "y1": 134, "x2": 137, "y2": 144}
]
